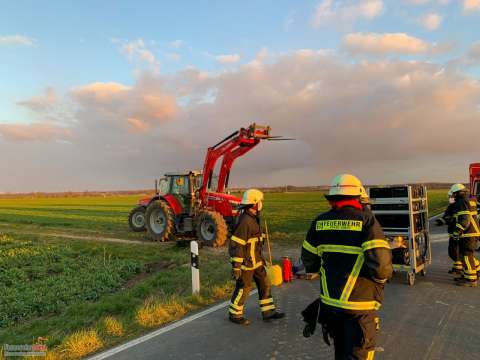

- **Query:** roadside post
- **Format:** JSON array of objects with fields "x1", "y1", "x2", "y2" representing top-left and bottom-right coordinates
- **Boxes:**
[{"x1": 191, "y1": 241, "x2": 200, "y2": 294}]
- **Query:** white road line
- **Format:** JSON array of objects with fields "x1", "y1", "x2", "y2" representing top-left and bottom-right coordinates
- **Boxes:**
[{"x1": 87, "y1": 290, "x2": 258, "y2": 360}]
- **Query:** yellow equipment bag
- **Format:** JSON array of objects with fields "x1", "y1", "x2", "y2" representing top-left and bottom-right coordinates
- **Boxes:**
[{"x1": 264, "y1": 220, "x2": 283, "y2": 286}]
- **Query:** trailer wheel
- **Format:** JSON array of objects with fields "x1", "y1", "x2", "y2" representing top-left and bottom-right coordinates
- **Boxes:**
[
  {"x1": 128, "y1": 206, "x2": 147, "y2": 232},
  {"x1": 407, "y1": 272, "x2": 415, "y2": 286},
  {"x1": 196, "y1": 211, "x2": 228, "y2": 247},
  {"x1": 145, "y1": 201, "x2": 175, "y2": 242}
]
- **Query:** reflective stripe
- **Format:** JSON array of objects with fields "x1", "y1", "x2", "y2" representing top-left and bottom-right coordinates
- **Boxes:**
[
  {"x1": 318, "y1": 244, "x2": 362, "y2": 255},
  {"x1": 233, "y1": 289, "x2": 243, "y2": 305},
  {"x1": 250, "y1": 238, "x2": 256, "y2": 267},
  {"x1": 229, "y1": 308, "x2": 243, "y2": 315},
  {"x1": 316, "y1": 220, "x2": 363, "y2": 231},
  {"x1": 340, "y1": 254, "x2": 365, "y2": 302},
  {"x1": 229, "y1": 303, "x2": 244, "y2": 311},
  {"x1": 259, "y1": 298, "x2": 274, "y2": 305},
  {"x1": 231, "y1": 236, "x2": 246, "y2": 245},
  {"x1": 456, "y1": 223, "x2": 465, "y2": 231},
  {"x1": 460, "y1": 233, "x2": 480, "y2": 238},
  {"x1": 260, "y1": 304, "x2": 276, "y2": 312},
  {"x1": 455, "y1": 211, "x2": 471, "y2": 217},
  {"x1": 362, "y1": 239, "x2": 390, "y2": 251},
  {"x1": 320, "y1": 267, "x2": 329, "y2": 297},
  {"x1": 367, "y1": 350, "x2": 375, "y2": 360},
  {"x1": 231, "y1": 257, "x2": 244, "y2": 263},
  {"x1": 465, "y1": 256, "x2": 473, "y2": 271},
  {"x1": 302, "y1": 240, "x2": 318, "y2": 255},
  {"x1": 320, "y1": 294, "x2": 381, "y2": 311},
  {"x1": 247, "y1": 237, "x2": 259, "y2": 243},
  {"x1": 241, "y1": 261, "x2": 263, "y2": 270}
]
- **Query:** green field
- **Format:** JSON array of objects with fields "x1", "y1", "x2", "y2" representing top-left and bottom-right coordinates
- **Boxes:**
[{"x1": 0, "y1": 189, "x2": 448, "y2": 358}]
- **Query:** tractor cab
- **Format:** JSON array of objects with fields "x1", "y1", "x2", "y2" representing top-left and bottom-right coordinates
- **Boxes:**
[{"x1": 158, "y1": 171, "x2": 202, "y2": 214}]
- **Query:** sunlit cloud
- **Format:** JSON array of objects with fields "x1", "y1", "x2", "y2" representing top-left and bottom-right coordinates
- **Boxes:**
[
  {"x1": 312, "y1": 0, "x2": 384, "y2": 28},
  {"x1": 419, "y1": 13, "x2": 443, "y2": 31},
  {"x1": 216, "y1": 54, "x2": 241, "y2": 64},
  {"x1": 0, "y1": 35, "x2": 35, "y2": 46}
]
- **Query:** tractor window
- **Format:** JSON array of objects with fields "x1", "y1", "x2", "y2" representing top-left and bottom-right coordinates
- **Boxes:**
[
  {"x1": 171, "y1": 176, "x2": 190, "y2": 195},
  {"x1": 158, "y1": 178, "x2": 170, "y2": 196}
]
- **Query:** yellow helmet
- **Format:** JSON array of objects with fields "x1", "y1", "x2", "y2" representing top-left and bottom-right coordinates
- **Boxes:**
[
  {"x1": 241, "y1": 189, "x2": 264, "y2": 206},
  {"x1": 327, "y1": 174, "x2": 363, "y2": 197},
  {"x1": 449, "y1": 183, "x2": 466, "y2": 195}
]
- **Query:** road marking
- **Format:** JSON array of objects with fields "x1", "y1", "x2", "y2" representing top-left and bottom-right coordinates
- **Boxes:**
[{"x1": 87, "y1": 290, "x2": 258, "y2": 360}]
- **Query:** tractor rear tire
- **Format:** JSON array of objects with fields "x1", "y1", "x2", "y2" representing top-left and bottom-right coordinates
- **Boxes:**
[
  {"x1": 196, "y1": 211, "x2": 228, "y2": 247},
  {"x1": 128, "y1": 206, "x2": 147, "y2": 232},
  {"x1": 145, "y1": 200, "x2": 175, "y2": 242}
]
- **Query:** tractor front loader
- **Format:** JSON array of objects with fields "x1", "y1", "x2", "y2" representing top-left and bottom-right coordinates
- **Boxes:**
[{"x1": 128, "y1": 124, "x2": 286, "y2": 246}]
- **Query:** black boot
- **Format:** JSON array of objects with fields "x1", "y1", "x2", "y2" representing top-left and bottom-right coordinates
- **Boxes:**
[
  {"x1": 229, "y1": 316, "x2": 250, "y2": 325},
  {"x1": 263, "y1": 311, "x2": 285, "y2": 321},
  {"x1": 448, "y1": 268, "x2": 462, "y2": 274}
]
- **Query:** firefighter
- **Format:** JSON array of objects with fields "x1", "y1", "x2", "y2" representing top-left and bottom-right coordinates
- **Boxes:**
[
  {"x1": 450, "y1": 184, "x2": 480, "y2": 287},
  {"x1": 301, "y1": 174, "x2": 393, "y2": 360},
  {"x1": 435, "y1": 189, "x2": 462, "y2": 274},
  {"x1": 228, "y1": 189, "x2": 285, "y2": 325}
]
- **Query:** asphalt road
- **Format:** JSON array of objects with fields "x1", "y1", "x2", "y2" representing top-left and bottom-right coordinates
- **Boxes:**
[{"x1": 91, "y1": 219, "x2": 480, "y2": 360}]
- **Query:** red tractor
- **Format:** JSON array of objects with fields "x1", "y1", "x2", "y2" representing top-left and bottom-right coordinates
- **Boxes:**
[{"x1": 128, "y1": 124, "x2": 282, "y2": 246}]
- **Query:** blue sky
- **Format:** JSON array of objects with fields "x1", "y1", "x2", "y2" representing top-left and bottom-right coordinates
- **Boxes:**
[{"x1": 0, "y1": 1, "x2": 479, "y2": 191}]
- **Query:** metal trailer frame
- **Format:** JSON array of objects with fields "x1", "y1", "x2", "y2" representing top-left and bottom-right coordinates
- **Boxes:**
[{"x1": 369, "y1": 185, "x2": 432, "y2": 286}]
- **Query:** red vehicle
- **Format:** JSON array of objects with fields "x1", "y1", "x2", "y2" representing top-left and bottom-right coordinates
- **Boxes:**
[
  {"x1": 470, "y1": 163, "x2": 480, "y2": 200},
  {"x1": 128, "y1": 124, "x2": 284, "y2": 247}
]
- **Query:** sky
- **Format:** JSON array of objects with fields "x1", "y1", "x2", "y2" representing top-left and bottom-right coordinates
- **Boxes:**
[{"x1": 0, "y1": 0, "x2": 480, "y2": 192}]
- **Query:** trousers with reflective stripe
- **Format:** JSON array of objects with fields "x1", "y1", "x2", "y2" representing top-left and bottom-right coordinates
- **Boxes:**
[
  {"x1": 459, "y1": 237, "x2": 479, "y2": 282},
  {"x1": 229, "y1": 265, "x2": 276, "y2": 319}
]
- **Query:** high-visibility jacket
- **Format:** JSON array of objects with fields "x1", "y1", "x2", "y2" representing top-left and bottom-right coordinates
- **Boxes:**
[
  {"x1": 229, "y1": 211, "x2": 265, "y2": 271},
  {"x1": 452, "y1": 196, "x2": 480, "y2": 239},
  {"x1": 301, "y1": 204, "x2": 393, "y2": 314}
]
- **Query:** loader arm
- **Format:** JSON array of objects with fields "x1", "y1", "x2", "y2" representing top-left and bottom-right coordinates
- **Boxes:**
[{"x1": 199, "y1": 124, "x2": 270, "y2": 203}]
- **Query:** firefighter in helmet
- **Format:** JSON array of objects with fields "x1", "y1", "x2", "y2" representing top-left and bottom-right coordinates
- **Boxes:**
[
  {"x1": 449, "y1": 184, "x2": 480, "y2": 287},
  {"x1": 435, "y1": 188, "x2": 462, "y2": 274},
  {"x1": 301, "y1": 174, "x2": 392, "y2": 359},
  {"x1": 228, "y1": 189, "x2": 285, "y2": 325}
]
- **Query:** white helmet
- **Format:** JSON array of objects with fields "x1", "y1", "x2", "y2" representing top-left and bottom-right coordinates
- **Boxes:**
[
  {"x1": 327, "y1": 174, "x2": 363, "y2": 197},
  {"x1": 241, "y1": 189, "x2": 264, "y2": 206},
  {"x1": 449, "y1": 183, "x2": 466, "y2": 195}
]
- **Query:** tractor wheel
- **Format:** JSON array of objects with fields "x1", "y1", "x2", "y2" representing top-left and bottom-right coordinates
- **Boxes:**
[
  {"x1": 145, "y1": 200, "x2": 175, "y2": 242},
  {"x1": 128, "y1": 206, "x2": 147, "y2": 232},
  {"x1": 196, "y1": 211, "x2": 228, "y2": 247}
]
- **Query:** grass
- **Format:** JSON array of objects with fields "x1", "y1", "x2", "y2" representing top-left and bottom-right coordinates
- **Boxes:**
[{"x1": 0, "y1": 188, "x2": 449, "y2": 358}]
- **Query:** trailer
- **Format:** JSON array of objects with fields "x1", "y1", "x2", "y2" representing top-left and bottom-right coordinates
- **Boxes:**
[{"x1": 368, "y1": 185, "x2": 431, "y2": 286}]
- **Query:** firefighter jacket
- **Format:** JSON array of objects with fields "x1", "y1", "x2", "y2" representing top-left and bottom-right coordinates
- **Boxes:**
[
  {"x1": 229, "y1": 211, "x2": 265, "y2": 271},
  {"x1": 301, "y1": 203, "x2": 393, "y2": 314},
  {"x1": 452, "y1": 195, "x2": 480, "y2": 239},
  {"x1": 438, "y1": 203, "x2": 455, "y2": 235}
]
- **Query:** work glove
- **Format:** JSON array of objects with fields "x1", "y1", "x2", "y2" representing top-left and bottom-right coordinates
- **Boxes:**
[
  {"x1": 232, "y1": 268, "x2": 242, "y2": 280},
  {"x1": 452, "y1": 232, "x2": 460, "y2": 241}
]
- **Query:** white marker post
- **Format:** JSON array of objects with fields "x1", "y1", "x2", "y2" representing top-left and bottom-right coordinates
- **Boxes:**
[{"x1": 191, "y1": 241, "x2": 200, "y2": 295}]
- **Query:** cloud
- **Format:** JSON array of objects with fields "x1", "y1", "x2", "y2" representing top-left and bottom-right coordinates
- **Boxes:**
[
  {"x1": 17, "y1": 87, "x2": 57, "y2": 112},
  {"x1": 464, "y1": 0, "x2": 480, "y2": 11},
  {"x1": 419, "y1": 13, "x2": 442, "y2": 30},
  {"x1": 3, "y1": 51, "x2": 480, "y2": 191},
  {"x1": 168, "y1": 40, "x2": 184, "y2": 49},
  {"x1": 405, "y1": 0, "x2": 431, "y2": 4},
  {"x1": 216, "y1": 54, "x2": 241, "y2": 65},
  {"x1": 0, "y1": 35, "x2": 35, "y2": 46},
  {"x1": 343, "y1": 32, "x2": 442, "y2": 55},
  {"x1": 312, "y1": 0, "x2": 384, "y2": 28},
  {"x1": 0, "y1": 123, "x2": 71, "y2": 142},
  {"x1": 119, "y1": 39, "x2": 159, "y2": 68},
  {"x1": 71, "y1": 79, "x2": 178, "y2": 132}
]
